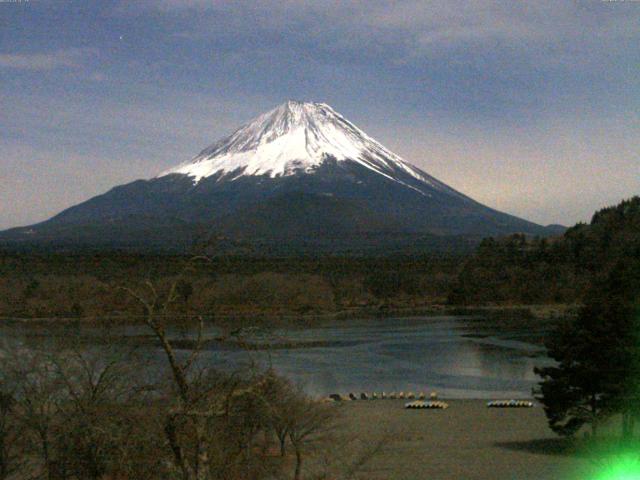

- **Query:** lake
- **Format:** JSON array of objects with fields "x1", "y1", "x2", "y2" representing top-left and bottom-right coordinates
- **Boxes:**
[{"x1": 0, "y1": 315, "x2": 552, "y2": 399}]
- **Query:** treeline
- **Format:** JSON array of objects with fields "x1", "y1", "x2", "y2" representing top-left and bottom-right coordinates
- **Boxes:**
[
  {"x1": 0, "y1": 255, "x2": 461, "y2": 319},
  {"x1": 1, "y1": 196, "x2": 638, "y2": 318},
  {"x1": 449, "y1": 196, "x2": 640, "y2": 305}
]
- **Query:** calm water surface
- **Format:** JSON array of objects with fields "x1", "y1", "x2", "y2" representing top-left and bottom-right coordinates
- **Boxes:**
[{"x1": 1, "y1": 316, "x2": 552, "y2": 399}]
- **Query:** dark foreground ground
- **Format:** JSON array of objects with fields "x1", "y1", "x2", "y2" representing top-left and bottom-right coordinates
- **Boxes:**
[{"x1": 333, "y1": 400, "x2": 597, "y2": 480}]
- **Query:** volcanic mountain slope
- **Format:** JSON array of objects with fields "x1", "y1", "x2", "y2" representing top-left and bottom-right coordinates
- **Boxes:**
[{"x1": 0, "y1": 101, "x2": 560, "y2": 252}]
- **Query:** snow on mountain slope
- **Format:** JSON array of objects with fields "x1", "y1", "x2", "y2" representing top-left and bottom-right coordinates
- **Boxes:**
[{"x1": 159, "y1": 100, "x2": 457, "y2": 197}]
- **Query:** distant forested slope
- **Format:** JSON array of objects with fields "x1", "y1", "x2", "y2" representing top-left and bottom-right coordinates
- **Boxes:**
[{"x1": 449, "y1": 196, "x2": 640, "y2": 305}]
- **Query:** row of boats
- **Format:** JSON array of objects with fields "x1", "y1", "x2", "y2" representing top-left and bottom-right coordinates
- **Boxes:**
[
  {"x1": 486, "y1": 400, "x2": 534, "y2": 408},
  {"x1": 327, "y1": 391, "x2": 438, "y2": 402},
  {"x1": 405, "y1": 400, "x2": 449, "y2": 409},
  {"x1": 325, "y1": 393, "x2": 535, "y2": 409},
  {"x1": 404, "y1": 400, "x2": 534, "y2": 409},
  {"x1": 404, "y1": 400, "x2": 533, "y2": 409}
]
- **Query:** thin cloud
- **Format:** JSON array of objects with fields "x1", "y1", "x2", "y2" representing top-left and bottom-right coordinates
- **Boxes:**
[
  {"x1": 138, "y1": 1, "x2": 639, "y2": 63},
  {"x1": 0, "y1": 48, "x2": 95, "y2": 70}
]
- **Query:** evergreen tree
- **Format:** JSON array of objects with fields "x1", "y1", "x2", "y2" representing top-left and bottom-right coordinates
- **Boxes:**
[{"x1": 535, "y1": 257, "x2": 640, "y2": 437}]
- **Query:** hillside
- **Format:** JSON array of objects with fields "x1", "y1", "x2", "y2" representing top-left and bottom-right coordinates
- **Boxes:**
[{"x1": 449, "y1": 196, "x2": 640, "y2": 305}]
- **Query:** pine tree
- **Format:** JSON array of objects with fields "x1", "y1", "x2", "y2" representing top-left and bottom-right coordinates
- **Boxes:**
[{"x1": 535, "y1": 258, "x2": 640, "y2": 437}]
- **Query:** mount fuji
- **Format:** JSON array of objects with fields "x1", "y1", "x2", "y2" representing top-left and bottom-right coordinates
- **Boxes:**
[{"x1": 0, "y1": 101, "x2": 561, "y2": 252}]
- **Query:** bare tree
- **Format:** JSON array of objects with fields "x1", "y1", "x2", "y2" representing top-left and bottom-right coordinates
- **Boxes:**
[
  {"x1": 120, "y1": 257, "x2": 280, "y2": 480},
  {"x1": 120, "y1": 257, "x2": 215, "y2": 480},
  {"x1": 120, "y1": 257, "x2": 374, "y2": 480},
  {"x1": 1, "y1": 339, "x2": 163, "y2": 480},
  {"x1": 50, "y1": 346, "x2": 146, "y2": 480},
  {"x1": 258, "y1": 371, "x2": 294, "y2": 457},
  {"x1": 287, "y1": 394, "x2": 337, "y2": 480},
  {"x1": 0, "y1": 388, "x2": 20, "y2": 480},
  {"x1": 3, "y1": 349, "x2": 62, "y2": 480}
]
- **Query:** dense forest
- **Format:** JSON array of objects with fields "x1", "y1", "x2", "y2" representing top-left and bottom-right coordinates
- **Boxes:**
[
  {"x1": 0, "y1": 254, "x2": 461, "y2": 320},
  {"x1": 450, "y1": 196, "x2": 640, "y2": 305},
  {"x1": 0, "y1": 197, "x2": 637, "y2": 321}
]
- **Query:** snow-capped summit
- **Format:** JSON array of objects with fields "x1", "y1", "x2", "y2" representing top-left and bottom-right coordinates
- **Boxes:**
[{"x1": 159, "y1": 100, "x2": 449, "y2": 195}]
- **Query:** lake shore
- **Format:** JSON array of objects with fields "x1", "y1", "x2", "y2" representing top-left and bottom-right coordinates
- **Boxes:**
[
  {"x1": 334, "y1": 399, "x2": 592, "y2": 480},
  {"x1": 0, "y1": 303, "x2": 575, "y2": 326}
]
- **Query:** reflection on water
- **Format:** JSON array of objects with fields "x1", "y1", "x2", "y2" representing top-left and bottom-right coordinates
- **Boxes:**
[{"x1": 0, "y1": 316, "x2": 552, "y2": 399}]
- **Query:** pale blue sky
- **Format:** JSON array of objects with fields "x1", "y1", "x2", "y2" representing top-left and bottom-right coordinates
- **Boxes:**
[{"x1": 1, "y1": 0, "x2": 639, "y2": 229}]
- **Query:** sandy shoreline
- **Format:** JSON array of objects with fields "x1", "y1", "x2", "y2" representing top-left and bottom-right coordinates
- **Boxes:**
[{"x1": 334, "y1": 399, "x2": 593, "y2": 480}]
